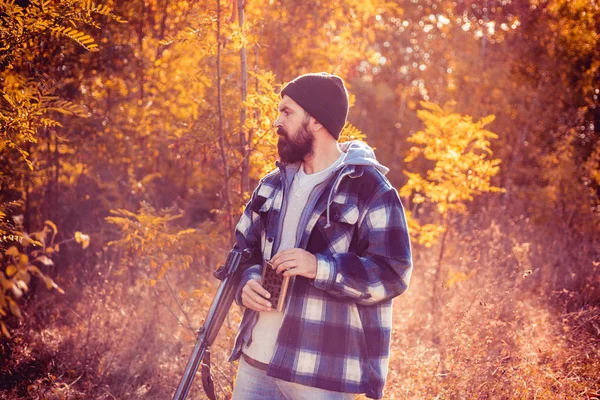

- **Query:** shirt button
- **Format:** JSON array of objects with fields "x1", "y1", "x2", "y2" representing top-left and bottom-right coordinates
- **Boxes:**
[{"x1": 267, "y1": 237, "x2": 274, "y2": 243}]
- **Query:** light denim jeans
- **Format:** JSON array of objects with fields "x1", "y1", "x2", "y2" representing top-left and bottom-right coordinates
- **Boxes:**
[{"x1": 231, "y1": 357, "x2": 356, "y2": 400}]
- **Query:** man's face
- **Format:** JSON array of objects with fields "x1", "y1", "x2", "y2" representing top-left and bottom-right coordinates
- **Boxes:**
[{"x1": 274, "y1": 96, "x2": 314, "y2": 164}]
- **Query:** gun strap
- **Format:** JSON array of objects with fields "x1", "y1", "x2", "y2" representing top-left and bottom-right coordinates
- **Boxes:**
[{"x1": 201, "y1": 349, "x2": 217, "y2": 400}]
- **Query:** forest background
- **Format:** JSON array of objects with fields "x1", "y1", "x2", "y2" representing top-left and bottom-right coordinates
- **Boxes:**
[{"x1": 1, "y1": 0, "x2": 599, "y2": 398}]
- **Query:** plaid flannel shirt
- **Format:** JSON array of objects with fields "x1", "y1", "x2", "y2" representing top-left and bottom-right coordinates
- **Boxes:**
[{"x1": 229, "y1": 154, "x2": 412, "y2": 399}]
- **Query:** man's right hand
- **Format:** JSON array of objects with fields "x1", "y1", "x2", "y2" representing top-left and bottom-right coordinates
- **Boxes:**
[{"x1": 241, "y1": 279, "x2": 273, "y2": 312}]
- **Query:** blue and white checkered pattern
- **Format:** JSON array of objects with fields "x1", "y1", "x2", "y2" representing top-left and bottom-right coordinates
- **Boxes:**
[{"x1": 230, "y1": 162, "x2": 412, "y2": 399}]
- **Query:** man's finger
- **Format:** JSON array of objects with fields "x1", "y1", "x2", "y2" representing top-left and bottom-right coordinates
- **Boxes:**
[
  {"x1": 242, "y1": 294, "x2": 272, "y2": 311},
  {"x1": 283, "y1": 266, "x2": 301, "y2": 277},
  {"x1": 247, "y1": 279, "x2": 271, "y2": 299},
  {"x1": 243, "y1": 282, "x2": 270, "y2": 301},
  {"x1": 242, "y1": 286, "x2": 273, "y2": 311},
  {"x1": 271, "y1": 248, "x2": 297, "y2": 264},
  {"x1": 245, "y1": 294, "x2": 272, "y2": 310},
  {"x1": 275, "y1": 259, "x2": 296, "y2": 274},
  {"x1": 272, "y1": 255, "x2": 295, "y2": 270}
]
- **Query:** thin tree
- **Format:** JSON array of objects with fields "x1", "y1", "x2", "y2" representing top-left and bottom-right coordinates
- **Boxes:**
[
  {"x1": 216, "y1": 0, "x2": 234, "y2": 243},
  {"x1": 238, "y1": 0, "x2": 250, "y2": 195}
]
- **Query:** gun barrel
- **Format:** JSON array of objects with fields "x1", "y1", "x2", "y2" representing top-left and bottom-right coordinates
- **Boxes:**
[
  {"x1": 172, "y1": 332, "x2": 208, "y2": 400},
  {"x1": 172, "y1": 248, "x2": 246, "y2": 400}
]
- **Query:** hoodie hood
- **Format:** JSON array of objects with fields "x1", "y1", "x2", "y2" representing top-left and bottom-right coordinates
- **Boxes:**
[
  {"x1": 274, "y1": 140, "x2": 390, "y2": 230},
  {"x1": 318, "y1": 140, "x2": 388, "y2": 229},
  {"x1": 338, "y1": 140, "x2": 389, "y2": 175}
]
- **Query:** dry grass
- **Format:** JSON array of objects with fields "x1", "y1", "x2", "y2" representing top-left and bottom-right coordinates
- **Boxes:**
[{"x1": 1, "y1": 214, "x2": 598, "y2": 400}]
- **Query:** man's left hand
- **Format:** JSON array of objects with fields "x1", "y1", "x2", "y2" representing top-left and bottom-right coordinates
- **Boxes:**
[{"x1": 270, "y1": 248, "x2": 317, "y2": 279}]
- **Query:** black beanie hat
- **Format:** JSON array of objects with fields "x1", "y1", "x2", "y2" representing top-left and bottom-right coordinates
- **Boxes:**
[{"x1": 280, "y1": 72, "x2": 349, "y2": 140}]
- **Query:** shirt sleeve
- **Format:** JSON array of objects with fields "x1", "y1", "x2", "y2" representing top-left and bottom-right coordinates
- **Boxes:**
[
  {"x1": 312, "y1": 187, "x2": 413, "y2": 306},
  {"x1": 233, "y1": 184, "x2": 266, "y2": 306}
]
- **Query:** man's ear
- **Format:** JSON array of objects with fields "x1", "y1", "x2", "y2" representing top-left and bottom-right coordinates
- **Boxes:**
[{"x1": 312, "y1": 118, "x2": 323, "y2": 132}]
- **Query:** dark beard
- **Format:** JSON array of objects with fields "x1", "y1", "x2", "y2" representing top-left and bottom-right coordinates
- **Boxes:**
[{"x1": 277, "y1": 121, "x2": 314, "y2": 164}]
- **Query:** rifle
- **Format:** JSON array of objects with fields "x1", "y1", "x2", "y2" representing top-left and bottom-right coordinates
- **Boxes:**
[{"x1": 173, "y1": 247, "x2": 251, "y2": 400}]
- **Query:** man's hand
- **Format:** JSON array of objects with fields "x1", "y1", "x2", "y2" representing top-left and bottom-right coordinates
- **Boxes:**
[
  {"x1": 270, "y1": 248, "x2": 317, "y2": 279},
  {"x1": 241, "y1": 279, "x2": 273, "y2": 312}
]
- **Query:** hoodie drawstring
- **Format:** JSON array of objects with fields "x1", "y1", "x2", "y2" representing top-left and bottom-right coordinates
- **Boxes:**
[{"x1": 324, "y1": 165, "x2": 348, "y2": 229}]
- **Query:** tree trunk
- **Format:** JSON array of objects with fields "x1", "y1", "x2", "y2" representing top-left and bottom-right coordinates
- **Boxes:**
[
  {"x1": 481, "y1": 0, "x2": 489, "y2": 60},
  {"x1": 239, "y1": 0, "x2": 249, "y2": 195},
  {"x1": 216, "y1": 0, "x2": 234, "y2": 243},
  {"x1": 431, "y1": 214, "x2": 450, "y2": 319},
  {"x1": 430, "y1": 213, "x2": 451, "y2": 378},
  {"x1": 431, "y1": 212, "x2": 451, "y2": 347},
  {"x1": 24, "y1": 141, "x2": 31, "y2": 233}
]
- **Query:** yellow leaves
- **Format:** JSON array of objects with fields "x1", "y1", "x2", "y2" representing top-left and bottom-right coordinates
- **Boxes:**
[
  {"x1": 401, "y1": 102, "x2": 505, "y2": 246},
  {"x1": 0, "y1": 321, "x2": 10, "y2": 338},
  {"x1": 512, "y1": 242, "x2": 531, "y2": 266},
  {"x1": 339, "y1": 122, "x2": 368, "y2": 143},
  {"x1": 35, "y1": 255, "x2": 53, "y2": 266},
  {"x1": 543, "y1": 0, "x2": 600, "y2": 58},
  {"x1": 417, "y1": 224, "x2": 446, "y2": 248},
  {"x1": 14, "y1": 279, "x2": 27, "y2": 293},
  {"x1": 44, "y1": 276, "x2": 64, "y2": 294},
  {"x1": 404, "y1": 211, "x2": 445, "y2": 248},
  {"x1": 401, "y1": 101, "x2": 504, "y2": 220},
  {"x1": 51, "y1": 26, "x2": 99, "y2": 51},
  {"x1": 42, "y1": 99, "x2": 89, "y2": 118},
  {"x1": 6, "y1": 265, "x2": 17, "y2": 277},
  {"x1": 5, "y1": 246, "x2": 19, "y2": 256},
  {"x1": 82, "y1": 0, "x2": 126, "y2": 21},
  {"x1": 74, "y1": 231, "x2": 90, "y2": 249},
  {"x1": 0, "y1": 221, "x2": 67, "y2": 338},
  {"x1": 243, "y1": 70, "x2": 282, "y2": 176},
  {"x1": 140, "y1": 172, "x2": 162, "y2": 186},
  {"x1": 7, "y1": 297, "x2": 21, "y2": 318},
  {"x1": 44, "y1": 219, "x2": 57, "y2": 237},
  {"x1": 404, "y1": 145, "x2": 423, "y2": 163},
  {"x1": 38, "y1": 0, "x2": 51, "y2": 11},
  {"x1": 446, "y1": 269, "x2": 475, "y2": 289},
  {"x1": 412, "y1": 194, "x2": 425, "y2": 204},
  {"x1": 106, "y1": 203, "x2": 208, "y2": 284},
  {"x1": 40, "y1": 117, "x2": 63, "y2": 128},
  {"x1": 2, "y1": 69, "x2": 89, "y2": 171},
  {"x1": 28, "y1": 265, "x2": 64, "y2": 294}
]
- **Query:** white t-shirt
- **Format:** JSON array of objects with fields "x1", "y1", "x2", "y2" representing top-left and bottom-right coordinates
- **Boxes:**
[{"x1": 243, "y1": 153, "x2": 344, "y2": 363}]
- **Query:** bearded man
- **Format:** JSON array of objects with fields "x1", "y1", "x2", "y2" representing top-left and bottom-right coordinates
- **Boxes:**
[{"x1": 229, "y1": 72, "x2": 413, "y2": 400}]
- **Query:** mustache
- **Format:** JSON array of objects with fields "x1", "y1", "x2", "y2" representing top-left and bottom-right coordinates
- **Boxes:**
[{"x1": 277, "y1": 126, "x2": 288, "y2": 138}]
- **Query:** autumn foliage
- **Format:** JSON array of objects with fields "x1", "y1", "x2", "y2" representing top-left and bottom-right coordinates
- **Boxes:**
[{"x1": 1, "y1": 0, "x2": 599, "y2": 399}]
